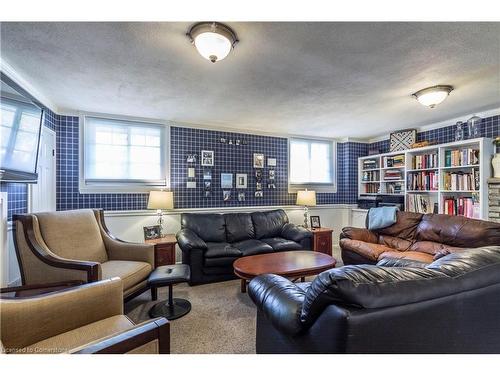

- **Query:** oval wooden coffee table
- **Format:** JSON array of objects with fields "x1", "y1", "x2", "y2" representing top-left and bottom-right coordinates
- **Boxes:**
[{"x1": 233, "y1": 250, "x2": 336, "y2": 293}]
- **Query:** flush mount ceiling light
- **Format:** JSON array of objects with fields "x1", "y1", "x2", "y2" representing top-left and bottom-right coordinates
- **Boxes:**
[
  {"x1": 412, "y1": 85, "x2": 454, "y2": 108},
  {"x1": 187, "y1": 22, "x2": 239, "y2": 63}
]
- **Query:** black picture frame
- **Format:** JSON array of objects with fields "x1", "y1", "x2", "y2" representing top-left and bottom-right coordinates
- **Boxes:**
[
  {"x1": 310, "y1": 216, "x2": 321, "y2": 229},
  {"x1": 143, "y1": 225, "x2": 161, "y2": 240}
]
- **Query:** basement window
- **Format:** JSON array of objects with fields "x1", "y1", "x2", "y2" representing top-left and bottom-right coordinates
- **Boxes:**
[
  {"x1": 79, "y1": 115, "x2": 169, "y2": 193},
  {"x1": 288, "y1": 137, "x2": 337, "y2": 193}
]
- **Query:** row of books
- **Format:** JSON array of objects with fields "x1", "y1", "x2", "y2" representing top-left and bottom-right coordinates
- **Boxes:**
[
  {"x1": 407, "y1": 171, "x2": 439, "y2": 191},
  {"x1": 362, "y1": 159, "x2": 378, "y2": 170},
  {"x1": 363, "y1": 183, "x2": 379, "y2": 194},
  {"x1": 383, "y1": 169, "x2": 403, "y2": 180},
  {"x1": 442, "y1": 170, "x2": 479, "y2": 191},
  {"x1": 444, "y1": 148, "x2": 479, "y2": 167},
  {"x1": 442, "y1": 196, "x2": 480, "y2": 218},
  {"x1": 407, "y1": 194, "x2": 435, "y2": 214},
  {"x1": 386, "y1": 182, "x2": 403, "y2": 194},
  {"x1": 383, "y1": 154, "x2": 405, "y2": 168},
  {"x1": 361, "y1": 170, "x2": 379, "y2": 182},
  {"x1": 412, "y1": 153, "x2": 438, "y2": 169}
]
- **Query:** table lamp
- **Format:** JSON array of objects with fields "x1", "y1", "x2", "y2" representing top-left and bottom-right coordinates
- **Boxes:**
[
  {"x1": 147, "y1": 191, "x2": 174, "y2": 237},
  {"x1": 296, "y1": 189, "x2": 316, "y2": 228}
]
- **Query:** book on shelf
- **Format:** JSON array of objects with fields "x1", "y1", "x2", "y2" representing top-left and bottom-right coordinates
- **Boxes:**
[
  {"x1": 443, "y1": 169, "x2": 479, "y2": 191},
  {"x1": 407, "y1": 194, "x2": 432, "y2": 214},
  {"x1": 362, "y1": 159, "x2": 378, "y2": 170},
  {"x1": 407, "y1": 170, "x2": 439, "y2": 191},
  {"x1": 412, "y1": 153, "x2": 438, "y2": 169},
  {"x1": 362, "y1": 170, "x2": 379, "y2": 182},
  {"x1": 364, "y1": 183, "x2": 379, "y2": 194},
  {"x1": 442, "y1": 195, "x2": 480, "y2": 219},
  {"x1": 383, "y1": 169, "x2": 403, "y2": 181},
  {"x1": 385, "y1": 182, "x2": 403, "y2": 194},
  {"x1": 444, "y1": 148, "x2": 479, "y2": 167},
  {"x1": 383, "y1": 155, "x2": 405, "y2": 168}
]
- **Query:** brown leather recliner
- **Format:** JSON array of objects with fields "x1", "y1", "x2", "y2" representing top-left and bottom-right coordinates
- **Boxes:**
[{"x1": 340, "y1": 211, "x2": 500, "y2": 265}]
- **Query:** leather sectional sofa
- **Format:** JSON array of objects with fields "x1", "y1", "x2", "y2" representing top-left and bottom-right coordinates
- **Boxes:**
[
  {"x1": 176, "y1": 209, "x2": 312, "y2": 285},
  {"x1": 340, "y1": 211, "x2": 500, "y2": 265},
  {"x1": 249, "y1": 245, "x2": 500, "y2": 353}
]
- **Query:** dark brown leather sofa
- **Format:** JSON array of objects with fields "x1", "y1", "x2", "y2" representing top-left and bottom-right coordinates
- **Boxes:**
[{"x1": 340, "y1": 211, "x2": 500, "y2": 265}]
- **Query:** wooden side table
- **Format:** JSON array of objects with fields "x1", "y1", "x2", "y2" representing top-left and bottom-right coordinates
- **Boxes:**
[
  {"x1": 310, "y1": 228, "x2": 333, "y2": 256},
  {"x1": 145, "y1": 235, "x2": 177, "y2": 267}
]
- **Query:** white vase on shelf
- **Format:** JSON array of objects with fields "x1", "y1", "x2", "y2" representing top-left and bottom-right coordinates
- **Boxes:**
[{"x1": 493, "y1": 154, "x2": 500, "y2": 178}]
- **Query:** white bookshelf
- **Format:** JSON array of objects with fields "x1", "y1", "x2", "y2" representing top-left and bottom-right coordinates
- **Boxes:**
[{"x1": 358, "y1": 138, "x2": 494, "y2": 220}]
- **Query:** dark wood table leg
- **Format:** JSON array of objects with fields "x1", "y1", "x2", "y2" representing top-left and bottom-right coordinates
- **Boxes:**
[
  {"x1": 300, "y1": 276, "x2": 306, "y2": 282},
  {"x1": 240, "y1": 279, "x2": 247, "y2": 293}
]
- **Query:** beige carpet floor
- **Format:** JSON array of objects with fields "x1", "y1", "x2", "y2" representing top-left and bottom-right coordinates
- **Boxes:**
[{"x1": 125, "y1": 279, "x2": 257, "y2": 354}]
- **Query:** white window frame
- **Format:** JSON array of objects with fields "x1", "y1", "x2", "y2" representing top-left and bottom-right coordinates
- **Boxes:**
[
  {"x1": 288, "y1": 137, "x2": 337, "y2": 193},
  {"x1": 79, "y1": 113, "x2": 170, "y2": 194}
]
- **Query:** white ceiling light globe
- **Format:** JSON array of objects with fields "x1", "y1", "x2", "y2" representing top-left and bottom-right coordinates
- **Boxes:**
[
  {"x1": 194, "y1": 32, "x2": 232, "y2": 63},
  {"x1": 412, "y1": 85, "x2": 453, "y2": 108}
]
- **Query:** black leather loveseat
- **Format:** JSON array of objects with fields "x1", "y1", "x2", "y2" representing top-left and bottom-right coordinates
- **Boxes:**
[
  {"x1": 249, "y1": 246, "x2": 500, "y2": 353},
  {"x1": 176, "y1": 209, "x2": 312, "y2": 285}
]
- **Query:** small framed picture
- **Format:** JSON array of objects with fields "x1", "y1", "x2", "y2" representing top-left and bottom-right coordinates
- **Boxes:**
[
  {"x1": 268, "y1": 183, "x2": 276, "y2": 189},
  {"x1": 269, "y1": 169, "x2": 275, "y2": 179},
  {"x1": 203, "y1": 169, "x2": 212, "y2": 180},
  {"x1": 201, "y1": 150, "x2": 214, "y2": 166},
  {"x1": 255, "y1": 191, "x2": 263, "y2": 198},
  {"x1": 256, "y1": 182, "x2": 262, "y2": 190},
  {"x1": 204, "y1": 180, "x2": 211, "y2": 190},
  {"x1": 186, "y1": 181, "x2": 196, "y2": 189},
  {"x1": 143, "y1": 225, "x2": 161, "y2": 240},
  {"x1": 188, "y1": 167, "x2": 195, "y2": 178},
  {"x1": 255, "y1": 169, "x2": 263, "y2": 180},
  {"x1": 253, "y1": 153, "x2": 265, "y2": 168},
  {"x1": 223, "y1": 190, "x2": 232, "y2": 201},
  {"x1": 310, "y1": 216, "x2": 321, "y2": 229},
  {"x1": 267, "y1": 158, "x2": 277, "y2": 167},
  {"x1": 238, "y1": 192, "x2": 246, "y2": 201},
  {"x1": 236, "y1": 173, "x2": 247, "y2": 189},
  {"x1": 186, "y1": 154, "x2": 197, "y2": 163},
  {"x1": 221, "y1": 173, "x2": 233, "y2": 188}
]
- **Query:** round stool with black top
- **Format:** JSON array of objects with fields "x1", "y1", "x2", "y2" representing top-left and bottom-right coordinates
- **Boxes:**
[{"x1": 148, "y1": 264, "x2": 191, "y2": 320}]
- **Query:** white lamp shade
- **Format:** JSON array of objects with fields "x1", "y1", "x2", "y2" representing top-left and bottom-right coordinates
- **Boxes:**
[
  {"x1": 412, "y1": 85, "x2": 453, "y2": 108},
  {"x1": 194, "y1": 32, "x2": 232, "y2": 62},
  {"x1": 296, "y1": 190, "x2": 316, "y2": 206},
  {"x1": 147, "y1": 191, "x2": 174, "y2": 210}
]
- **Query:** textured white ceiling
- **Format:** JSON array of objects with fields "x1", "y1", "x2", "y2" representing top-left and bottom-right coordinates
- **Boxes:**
[{"x1": 1, "y1": 22, "x2": 499, "y2": 139}]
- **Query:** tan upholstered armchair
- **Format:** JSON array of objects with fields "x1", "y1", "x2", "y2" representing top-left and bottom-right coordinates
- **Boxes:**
[
  {"x1": 0, "y1": 278, "x2": 169, "y2": 354},
  {"x1": 13, "y1": 209, "x2": 155, "y2": 301}
]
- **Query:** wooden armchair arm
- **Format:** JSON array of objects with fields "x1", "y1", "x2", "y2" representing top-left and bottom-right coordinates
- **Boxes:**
[
  {"x1": 14, "y1": 214, "x2": 101, "y2": 283},
  {"x1": 94, "y1": 210, "x2": 155, "y2": 267},
  {"x1": 0, "y1": 281, "x2": 84, "y2": 298},
  {"x1": 71, "y1": 318, "x2": 170, "y2": 354}
]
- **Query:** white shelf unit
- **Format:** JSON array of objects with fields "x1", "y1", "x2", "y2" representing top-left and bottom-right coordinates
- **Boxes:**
[{"x1": 358, "y1": 138, "x2": 494, "y2": 220}]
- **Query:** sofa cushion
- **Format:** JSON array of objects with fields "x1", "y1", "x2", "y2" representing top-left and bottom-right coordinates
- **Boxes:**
[
  {"x1": 34, "y1": 209, "x2": 108, "y2": 263},
  {"x1": 22, "y1": 315, "x2": 134, "y2": 354},
  {"x1": 378, "y1": 250, "x2": 434, "y2": 263},
  {"x1": 409, "y1": 241, "x2": 462, "y2": 255},
  {"x1": 225, "y1": 213, "x2": 255, "y2": 243},
  {"x1": 204, "y1": 256, "x2": 239, "y2": 268},
  {"x1": 101, "y1": 261, "x2": 151, "y2": 291},
  {"x1": 340, "y1": 239, "x2": 395, "y2": 262},
  {"x1": 205, "y1": 242, "x2": 242, "y2": 258},
  {"x1": 251, "y1": 210, "x2": 289, "y2": 239},
  {"x1": 232, "y1": 239, "x2": 273, "y2": 256},
  {"x1": 181, "y1": 213, "x2": 226, "y2": 242},
  {"x1": 416, "y1": 214, "x2": 500, "y2": 248},
  {"x1": 376, "y1": 211, "x2": 423, "y2": 241},
  {"x1": 261, "y1": 237, "x2": 302, "y2": 251}
]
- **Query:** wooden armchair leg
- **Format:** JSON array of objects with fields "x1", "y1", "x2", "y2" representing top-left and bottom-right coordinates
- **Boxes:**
[{"x1": 151, "y1": 287, "x2": 158, "y2": 301}]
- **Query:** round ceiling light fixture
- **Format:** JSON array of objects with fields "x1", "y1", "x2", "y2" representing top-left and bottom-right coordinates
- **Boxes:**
[
  {"x1": 412, "y1": 85, "x2": 454, "y2": 108},
  {"x1": 187, "y1": 22, "x2": 239, "y2": 63}
]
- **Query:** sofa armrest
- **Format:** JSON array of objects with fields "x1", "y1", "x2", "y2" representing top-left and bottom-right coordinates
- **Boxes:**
[
  {"x1": 71, "y1": 318, "x2": 170, "y2": 354},
  {"x1": 0, "y1": 278, "x2": 124, "y2": 351},
  {"x1": 94, "y1": 209, "x2": 155, "y2": 267},
  {"x1": 281, "y1": 223, "x2": 312, "y2": 243},
  {"x1": 248, "y1": 274, "x2": 306, "y2": 336},
  {"x1": 176, "y1": 229, "x2": 207, "y2": 252},
  {"x1": 376, "y1": 257, "x2": 428, "y2": 268},
  {"x1": 340, "y1": 226, "x2": 378, "y2": 243}
]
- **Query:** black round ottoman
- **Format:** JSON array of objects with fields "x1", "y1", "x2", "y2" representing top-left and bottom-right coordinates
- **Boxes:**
[{"x1": 148, "y1": 264, "x2": 191, "y2": 320}]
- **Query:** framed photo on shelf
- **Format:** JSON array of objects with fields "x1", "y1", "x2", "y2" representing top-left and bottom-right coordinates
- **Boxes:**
[
  {"x1": 310, "y1": 216, "x2": 321, "y2": 229},
  {"x1": 223, "y1": 190, "x2": 231, "y2": 201},
  {"x1": 253, "y1": 153, "x2": 265, "y2": 168},
  {"x1": 201, "y1": 150, "x2": 214, "y2": 166},
  {"x1": 236, "y1": 173, "x2": 247, "y2": 189},
  {"x1": 143, "y1": 225, "x2": 161, "y2": 240}
]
